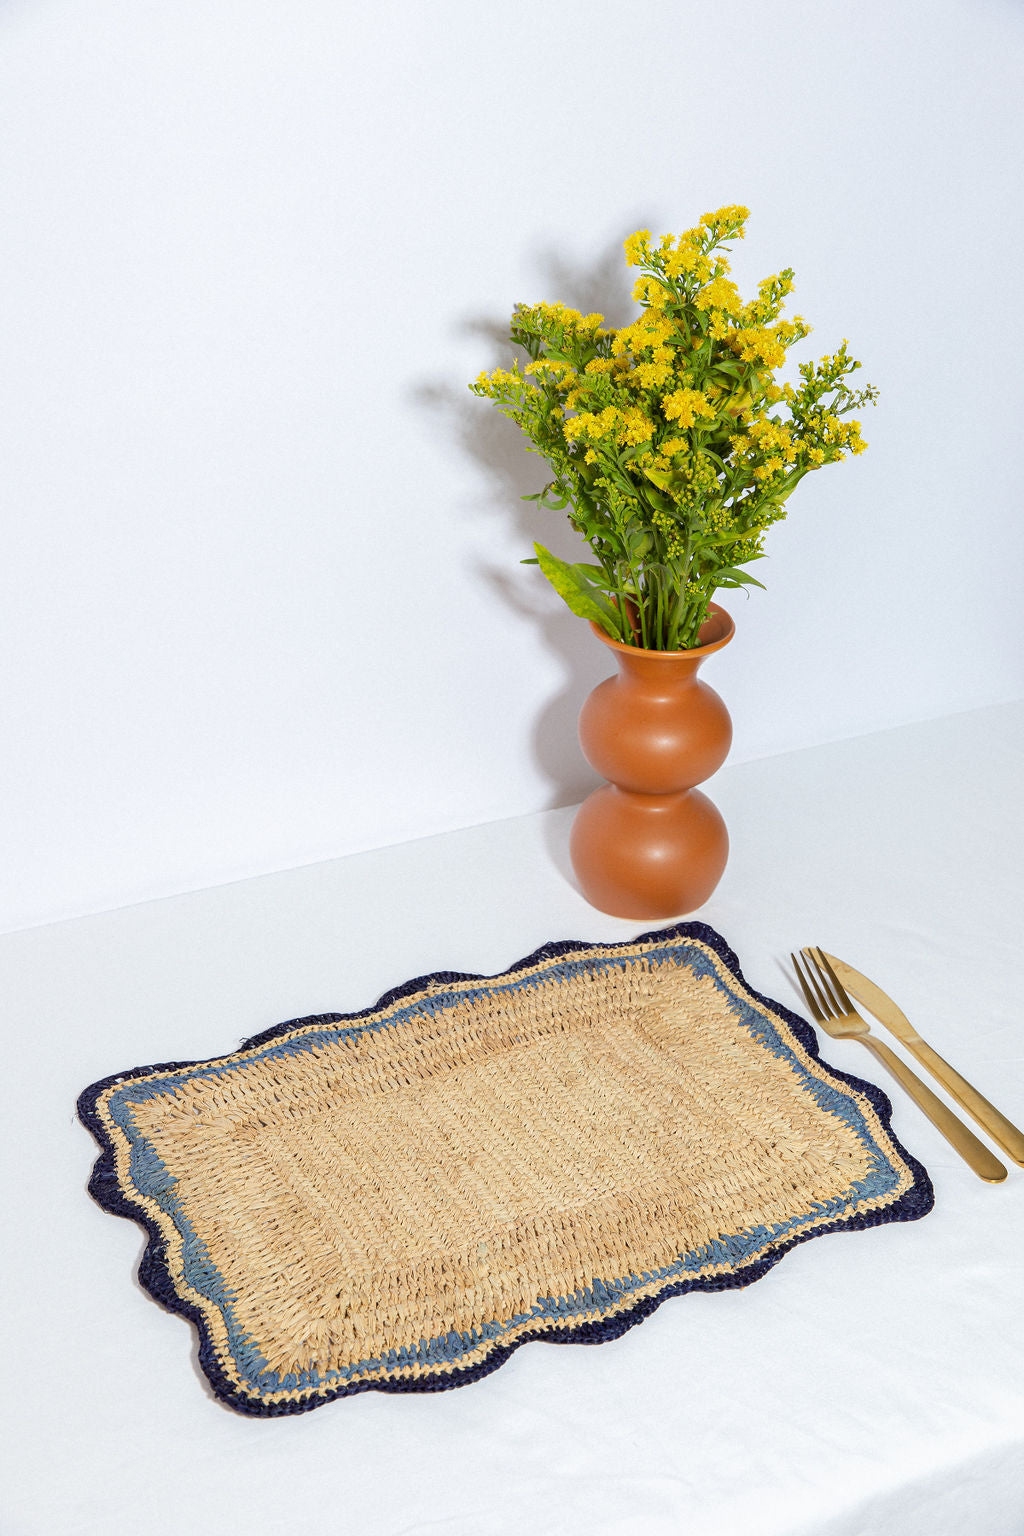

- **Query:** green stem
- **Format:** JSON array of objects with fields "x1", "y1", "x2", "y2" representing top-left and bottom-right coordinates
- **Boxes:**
[
  {"x1": 626, "y1": 550, "x2": 648, "y2": 648},
  {"x1": 612, "y1": 564, "x2": 631, "y2": 643}
]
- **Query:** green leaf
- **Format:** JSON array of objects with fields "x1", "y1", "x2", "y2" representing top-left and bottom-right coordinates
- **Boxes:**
[
  {"x1": 575, "y1": 565, "x2": 617, "y2": 591},
  {"x1": 533, "y1": 543, "x2": 619, "y2": 631},
  {"x1": 713, "y1": 567, "x2": 767, "y2": 590},
  {"x1": 520, "y1": 556, "x2": 540, "y2": 565},
  {"x1": 539, "y1": 487, "x2": 570, "y2": 511}
]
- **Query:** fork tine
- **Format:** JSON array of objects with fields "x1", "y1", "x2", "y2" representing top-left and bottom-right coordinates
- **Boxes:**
[
  {"x1": 802, "y1": 947, "x2": 842, "y2": 1015},
  {"x1": 799, "y1": 947, "x2": 834, "y2": 1017},
  {"x1": 814, "y1": 949, "x2": 857, "y2": 1014},
  {"x1": 791, "y1": 952, "x2": 824, "y2": 1021}
]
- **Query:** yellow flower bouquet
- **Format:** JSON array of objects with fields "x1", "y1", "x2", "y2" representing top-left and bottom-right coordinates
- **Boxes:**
[{"x1": 471, "y1": 205, "x2": 877, "y2": 651}]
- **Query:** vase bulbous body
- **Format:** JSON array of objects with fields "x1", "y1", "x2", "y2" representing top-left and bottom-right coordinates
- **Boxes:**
[{"x1": 569, "y1": 604, "x2": 734, "y2": 919}]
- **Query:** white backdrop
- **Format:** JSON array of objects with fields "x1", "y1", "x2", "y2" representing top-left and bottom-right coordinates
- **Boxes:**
[{"x1": 1, "y1": 0, "x2": 1022, "y2": 935}]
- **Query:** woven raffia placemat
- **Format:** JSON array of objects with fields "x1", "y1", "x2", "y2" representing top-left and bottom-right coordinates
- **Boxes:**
[{"x1": 78, "y1": 922, "x2": 932, "y2": 1416}]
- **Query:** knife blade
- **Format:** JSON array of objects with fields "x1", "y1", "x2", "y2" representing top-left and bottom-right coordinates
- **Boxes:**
[{"x1": 822, "y1": 950, "x2": 1024, "y2": 1167}]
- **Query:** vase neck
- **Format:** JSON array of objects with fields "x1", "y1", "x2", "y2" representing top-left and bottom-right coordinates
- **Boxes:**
[
  {"x1": 613, "y1": 650, "x2": 706, "y2": 686},
  {"x1": 592, "y1": 604, "x2": 734, "y2": 680}
]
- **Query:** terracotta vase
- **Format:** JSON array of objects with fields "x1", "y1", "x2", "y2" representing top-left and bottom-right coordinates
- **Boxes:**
[{"x1": 569, "y1": 603, "x2": 735, "y2": 919}]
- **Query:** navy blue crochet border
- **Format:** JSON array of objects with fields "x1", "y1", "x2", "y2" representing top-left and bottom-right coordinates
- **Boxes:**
[{"x1": 77, "y1": 920, "x2": 934, "y2": 1417}]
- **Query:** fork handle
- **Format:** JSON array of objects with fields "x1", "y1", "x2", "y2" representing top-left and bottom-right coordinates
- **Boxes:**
[{"x1": 858, "y1": 1036, "x2": 1007, "y2": 1183}]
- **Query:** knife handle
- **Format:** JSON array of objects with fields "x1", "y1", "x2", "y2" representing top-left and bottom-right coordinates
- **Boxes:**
[
  {"x1": 906, "y1": 1040, "x2": 1024, "y2": 1167},
  {"x1": 859, "y1": 1035, "x2": 1007, "y2": 1183}
]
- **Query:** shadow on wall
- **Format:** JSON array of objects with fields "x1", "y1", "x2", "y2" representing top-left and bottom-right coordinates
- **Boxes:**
[{"x1": 411, "y1": 229, "x2": 649, "y2": 813}]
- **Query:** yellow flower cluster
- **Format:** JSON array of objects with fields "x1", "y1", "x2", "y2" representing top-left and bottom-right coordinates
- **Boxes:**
[
  {"x1": 753, "y1": 460, "x2": 784, "y2": 483},
  {"x1": 564, "y1": 406, "x2": 619, "y2": 444},
  {"x1": 701, "y1": 204, "x2": 750, "y2": 230},
  {"x1": 664, "y1": 243, "x2": 701, "y2": 279},
  {"x1": 631, "y1": 275, "x2": 667, "y2": 305},
  {"x1": 648, "y1": 205, "x2": 749, "y2": 281},
  {"x1": 748, "y1": 418, "x2": 798, "y2": 462},
  {"x1": 662, "y1": 387, "x2": 714, "y2": 427},
  {"x1": 619, "y1": 407, "x2": 655, "y2": 446},
  {"x1": 623, "y1": 230, "x2": 653, "y2": 267},
  {"x1": 613, "y1": 310, "x2": 675, "y2": 358},
  {"x1": 632, "y1": 359, "x2": 674, "y2": 390},
  {"x1": 473, "y1": 365, "x2": 523, "y2": 397},
  {"x1": 519, "y1": 301, "x2": 606, "y2": 340},
  {"x1": 562, "y1": 403, "x2": 654, "y2": 450},
  {"x1": 726, "y1": 326, "x2": 789, "y2": 369},
  {"x1": 524, "y1": 357, "x2": 574, "y2": 379},
  {"x1": 741, "y1": 271, "x2": 796, "y2": 326},
  {"x1": 727, "y1": 406, "x2": 867, "y2": 483},
  {"x1": 694, "y1": 275, "x2": 742, "y2": 316},
  {"x1": 799, "y1": 410, "x2": 867, "y2": 457},
  {"x1": 830, "y1": 418, "x2": 867, "y2": 454}
]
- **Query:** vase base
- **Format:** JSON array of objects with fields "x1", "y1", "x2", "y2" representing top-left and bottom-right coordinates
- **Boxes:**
[{"x1": 569, "y1": 785, "x2": 728, "y2": 920}]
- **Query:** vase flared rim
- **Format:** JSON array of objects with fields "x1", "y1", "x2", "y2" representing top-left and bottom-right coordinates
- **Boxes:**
[{"x1": 588, "y1": 602, "x2": 735, "y2": 659}]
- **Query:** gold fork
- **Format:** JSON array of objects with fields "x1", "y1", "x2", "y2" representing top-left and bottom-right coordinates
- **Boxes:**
[{"x1": 792, "y1": 947, "x2": 1007, "y2": 1184}]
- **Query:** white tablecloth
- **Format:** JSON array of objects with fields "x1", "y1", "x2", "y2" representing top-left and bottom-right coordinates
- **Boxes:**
[{"x1": 4, "y1": 702, "x2": 1023, "y2": 1536}]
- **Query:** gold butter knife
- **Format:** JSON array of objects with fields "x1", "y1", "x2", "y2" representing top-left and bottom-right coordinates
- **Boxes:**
[{"x1": 822, "y1": 951, "x2": 1024, "y2": 1167}]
